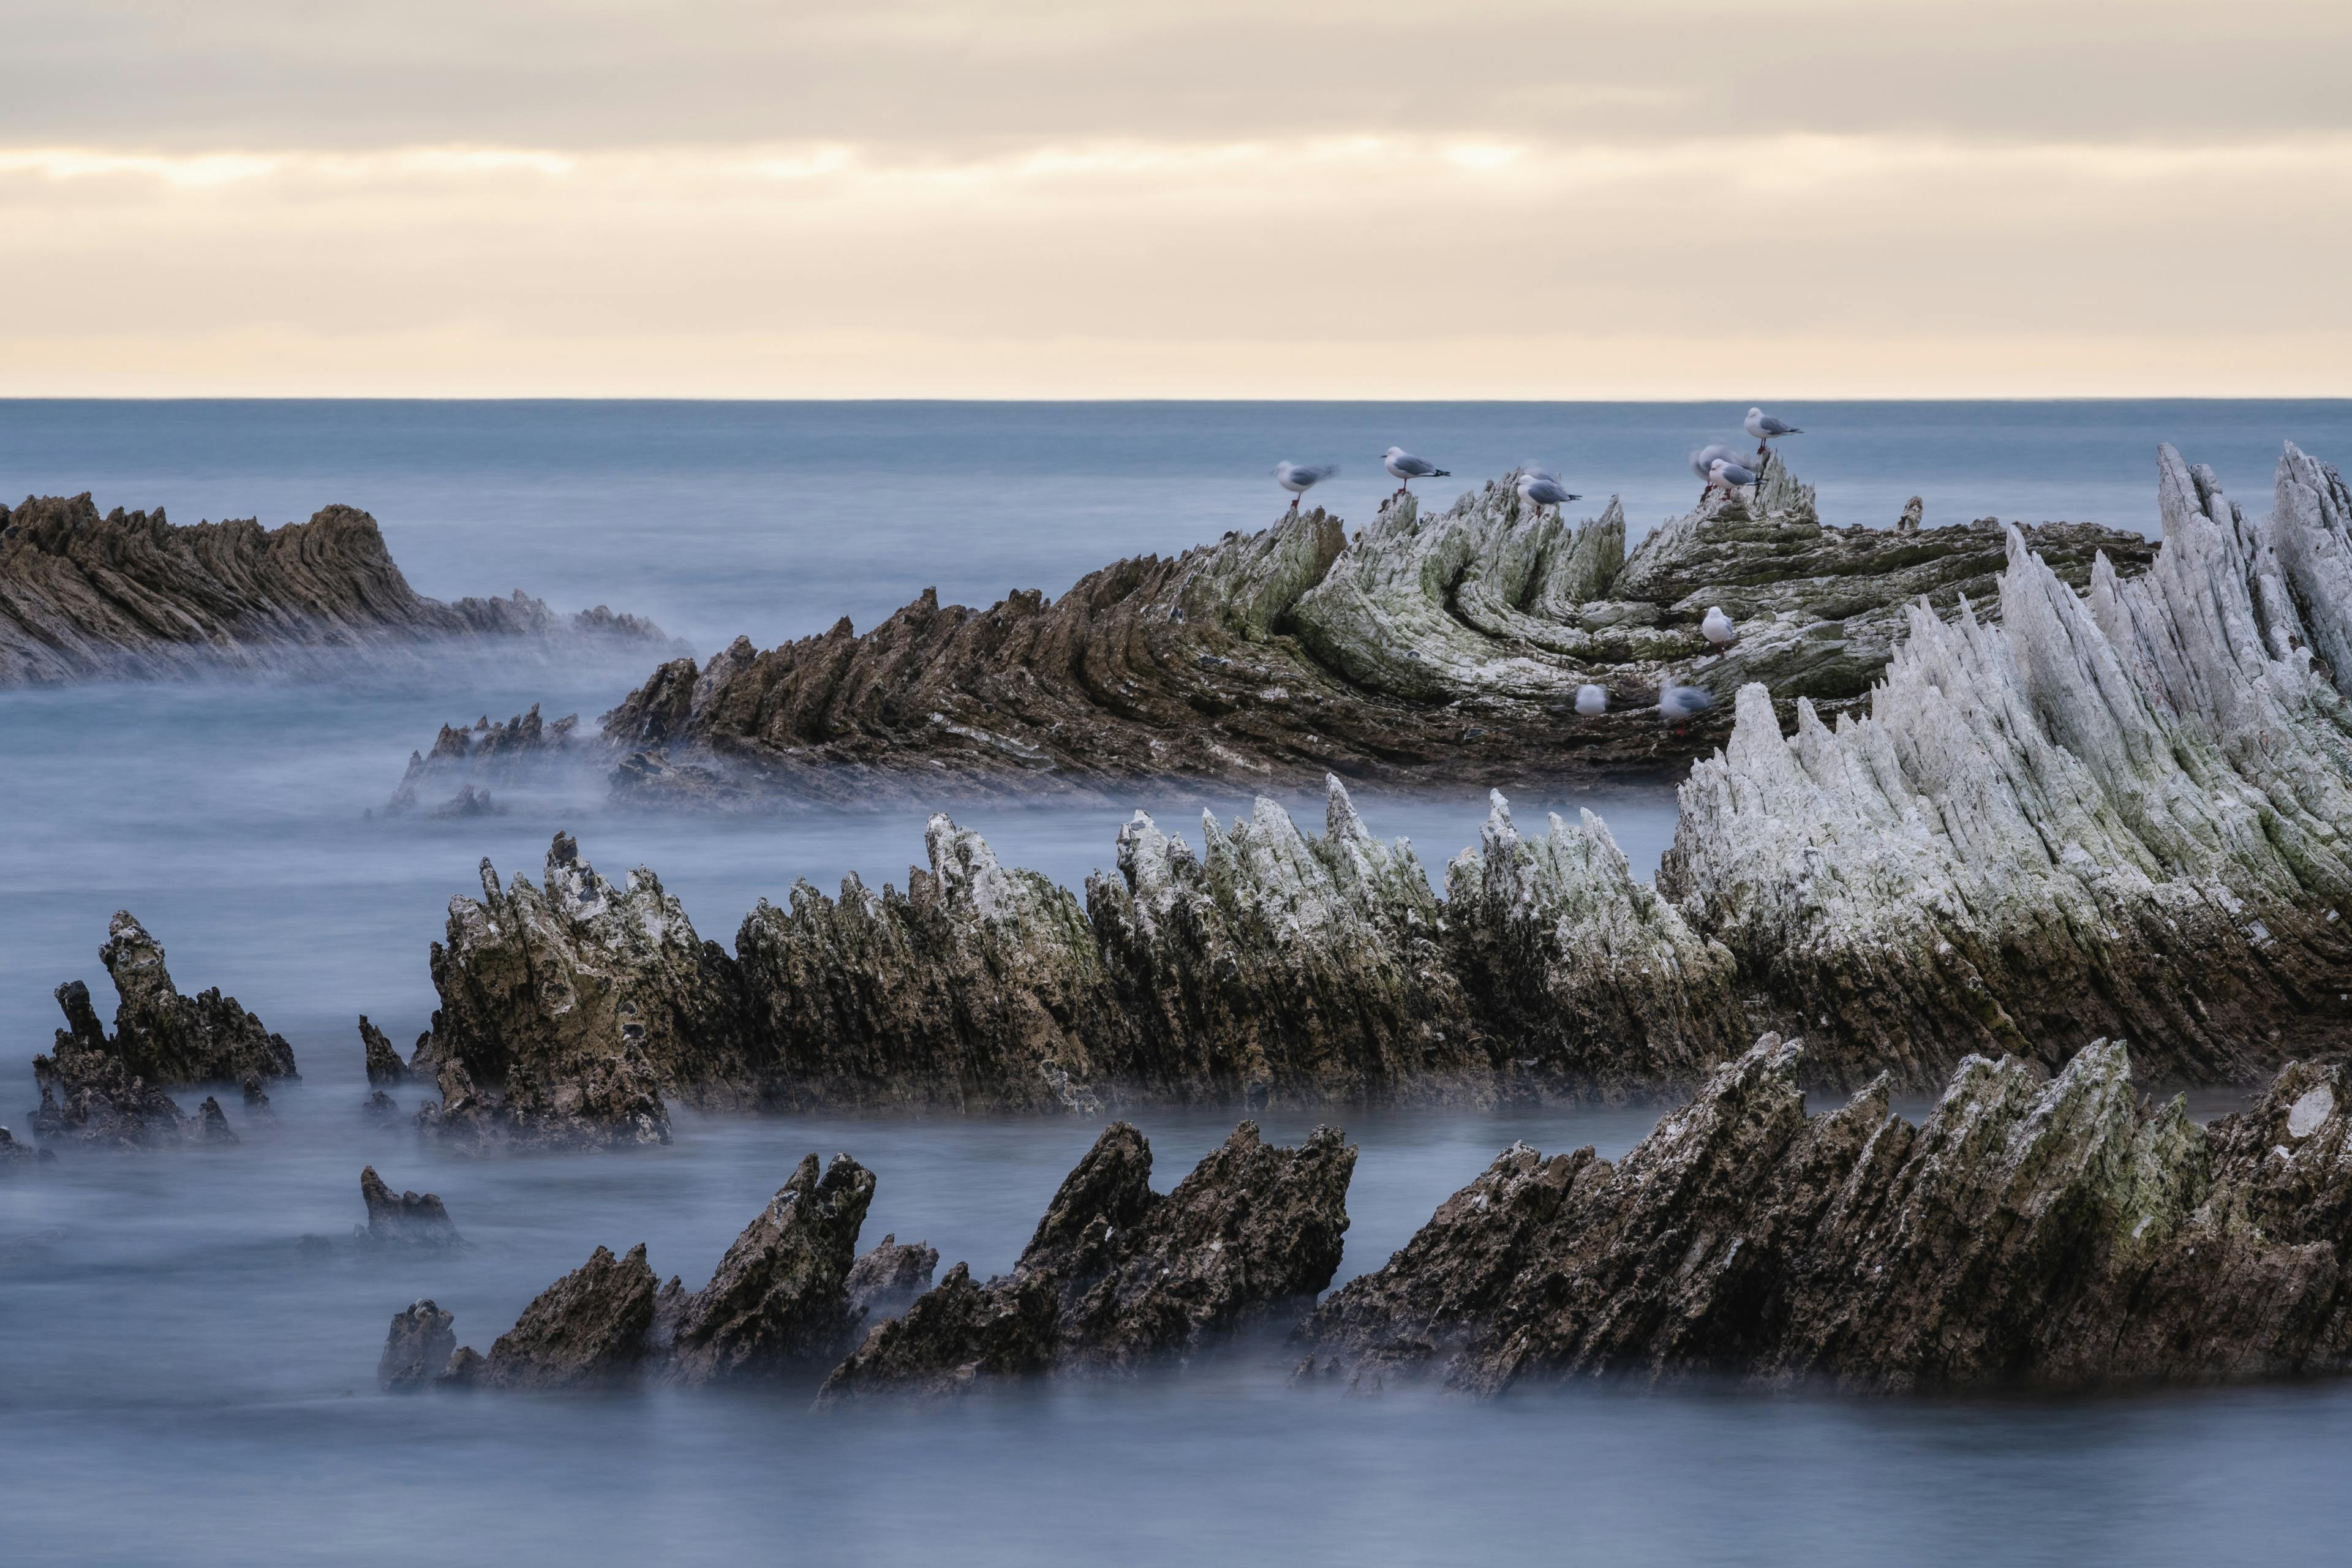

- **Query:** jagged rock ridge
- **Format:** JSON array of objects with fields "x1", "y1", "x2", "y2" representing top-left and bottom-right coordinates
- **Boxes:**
[
  {"x1": 584, "y1": 456, "x2": 2152, "y2": 808},
  {"x1": 0, "y1": 492, "x2": 681, "y2": 686},
  {"x1": 1302, "y1": 1036, "x2": 2352, "y2": 1395}
]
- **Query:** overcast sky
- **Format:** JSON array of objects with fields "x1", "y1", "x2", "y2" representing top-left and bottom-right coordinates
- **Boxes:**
[{"x1": 5, "y1": 0, "x2": 2347, "y2": 396}]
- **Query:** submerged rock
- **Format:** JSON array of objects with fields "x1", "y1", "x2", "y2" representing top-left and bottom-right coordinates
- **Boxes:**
[
  {"x1": 358, "y1": 1166, "x2": 462, "y2": 1248},
  {"x1": 817, "y1": 1121, "x2": 1355, "y2": 1403},
  {"x1": 0, "y1": 1126, "x2": 48, "y2": 1172},
  {"x1": 379, "y1": 1300, "x2": 458, "y2": 1393},
  {"x1": 386, "y1": 704, "x2": 588, "y2": 816},
  {"x1": 845, "y1": 1234, "x2": 940, "y2": 1324},
  {"x1": 1302, "y1": 1036, "x2": 2352, "y2": 1394},
  {"x1": 432, "y1": 1153, "x2": 884, "y2": 1389},
  {"x1": 586, "y1": 454, "x2": 2152, "y2": 807},
  {"x1": 195, "y1": 1096, "x2": 238, "y2": 1145},
  {"x1": 0, "y1": 492, "x2": 682, "y2": 687},
  {"x1": 33, "y1": 914, "x2": 296, "y2": 1091}
]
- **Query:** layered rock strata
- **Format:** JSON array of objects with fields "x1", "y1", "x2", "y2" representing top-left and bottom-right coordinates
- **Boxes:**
[
  {"x1": 1, "y1": 492, "x2": 680, "y2": 685},
  {"x1": 412, "y1": 781, "x2": 1751, "y2": 1139},
  {"x1": 818, "y1": 1120, "x2": 1355, "y2": 1402},
  {"x1": 424, "y1": 1153, "x2": 895, "y2": 1389},
  {"x1": 591, "y1": 457, "x2": 2152, "y2": 807},
  {"x1": 1663, "y1": 445, "x2": 2352, "y2": 1089},
  {"x1": 1302, "y1": 1036, "x2": 2352, "y2": 1395}
]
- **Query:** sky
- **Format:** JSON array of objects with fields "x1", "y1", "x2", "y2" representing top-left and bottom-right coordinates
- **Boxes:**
[{"x1": 4, "y1": 0, "x2": 2348, "y2": 398}]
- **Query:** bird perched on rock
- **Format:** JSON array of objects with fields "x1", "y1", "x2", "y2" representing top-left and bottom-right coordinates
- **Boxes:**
[
  {"x1": 1659, "y1": 684, "x2": 1716, "y2": 728},
  {"x1": 1746, "y1": 407, "x2": 1803, "y2": 458},
  {"x1": 1689, "y1": 443, "x2": 1740, "y2": 501},
  {"x1": 1515, "y1": 470, "x2": 1581, "y2": 522},
  {"x1": 1708, "y1": 457, "x2": 1760, "y2": 498},
  {"x1": 1275, "y1": 462, "x2": 1338, "y2": 510},
  {"x1": 1382, "y1": 447, "x2": 1449, "y2": 497},
  {"x1": 1575, "y1": 683, "x2": 1608, "y2": 716},
  {"x1": 1702, "y1": 606, "x2": 1736, "y2": 648}
]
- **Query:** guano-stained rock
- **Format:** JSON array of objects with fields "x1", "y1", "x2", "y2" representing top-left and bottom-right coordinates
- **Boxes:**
[{"x1": 816, "y1": 1121, "x2": 1355, "y2": 1402}]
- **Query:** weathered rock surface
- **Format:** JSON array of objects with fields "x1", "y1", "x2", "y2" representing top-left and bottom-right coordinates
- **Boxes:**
[
  {"x1": 1303, "y1": 1036, "x2": 2352, "y2": 1394},
  {"x1": 359, "y1": 1166, "x2": 462, "y2": 1248},
  {"x1": 1662, "y1": 445, "x2": 2352, "y2": 1090},
  {"x1": 359, "y1": 1017, "x2": 409, "y2": 1085},
  {"x1": 817, "y1": 1121, "x2": 1355, "y2": 1402},
  {"x1": 430, "y1": 1153, "x2": 887, "y2": 1388},
  {"x1": 34, "y1": 914, "x2": 296, "y2": 1090},
  {"x1": 589, "y1": 456, "x2": 2151, "y2": 807},
  {"x1": 413, "y1": 782, "x2": 1754, "y2": 1139},
  {"x1": 0, "y1": 1126, "x2": 48, "y2": 1172},
  {"x1": 0, "y1": 492, "x2": 681, "y2": 686},
  {"x1": 385, "y1": 704, "x2": 593, "y2": 816},
  {"x1": 379, "y1": 1300, "x2": 457, "y2": 1393},
  {"x1": 845, "y1": 1234, "x2": 940, "y2": 1324}
]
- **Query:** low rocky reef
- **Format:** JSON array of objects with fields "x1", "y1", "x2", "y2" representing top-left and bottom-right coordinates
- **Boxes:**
[
  {"x1": 380, "y1": 1119, "x2": 1348, "y2": 1401},
  {"x1": 0, "y1": 492, "x2": 680, "y2": 686},
  {"x1": 1300, "y1": 1038, "x2": 2352, "y2": 1395},
  {"x1": 29, "y1": 913, "x2": 293, "y2": 1150},
  {"x1": 402, "y1": 781, "x2": 1743, "y2": 1144},
  {"x1": 391, "y1": 452, "x2": 2155, "y2": 812},
  {"x1": 382, "y1": 1149, "x2": 938, "y2": 1391}
]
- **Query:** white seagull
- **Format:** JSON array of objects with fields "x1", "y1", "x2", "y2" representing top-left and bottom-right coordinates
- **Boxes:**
[
  {"x1": 1575, "y1": 683, "x2": 1608, "y2": 717},
  {"x1": 1382, "y1": 447, "x2": 1450, "y2": 498},
  {"x1": 1516, "y1": 471, "x2": 1581, "y2": 522},
  {"x1": 1746, "y1": 407, "x2": 1803, "y2": 458},
  {"x1": 1274, "y1": 462, "x2": 1338, "y2": 510},
  {"x1": 1689, "y1": 443, "x2": 1740, "y2": 500},
  {"x1": 1708, "y1": 456, "x2": 1760, "y2": 497},
  {"x1": 1659, "y1": 684, "x2": 1716, "y2": 728},
  {"x1": 1702, "y1": 606, "x2": 1736, "y2": 648}
]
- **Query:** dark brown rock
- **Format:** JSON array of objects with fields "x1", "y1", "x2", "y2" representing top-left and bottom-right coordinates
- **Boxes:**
[
  {"x1": 32, "y1": 914, "x2": 296, "y2": 1090},
  {"x1": 1301, "y1": 1038, "x2": 2352, "y2": 1394},
  {"x1": 659, "y1": 1153, "x2": 877, "y2": 1384},
  {"x1": 359, "y1": 1166, "x2": 462, "y2": 1248},
  {"x1": 195, "y1": 1096, "x2": 238, "y2": 1145},
  {"x1": 379, "y1": 1300, "x2": 457, "y2": 1392},
  {"x1": 360, "y1": 1017, "x2": 409, "y2": 1085},
  {"x1": 477, "y1": 1243, "x2": 660, "y2": 1391},
  {"x1": 845, "y1": 1234, "x2": 940, "y2": 1324},
  {"x1": 818, "y1": 1120, "x2": 1356, "y2": 1402}
]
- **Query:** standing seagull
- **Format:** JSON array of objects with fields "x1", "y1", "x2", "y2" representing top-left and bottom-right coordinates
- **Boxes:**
[
  {"x1": 1689, "y1": 443, "x2": 1740, "y2": 502},
  {"x1": 1275, "y1": 462, "x2": 1338, "y2": 510},
  {"x1": 1702, "y1": 605, "x2": 1736, "y2": 648},
  {"x1": 1382, "y1": 447, "x2": 1450, "y2": 498},
  {"x1": 1659, "y1": 684, "x2": 1715, "y2": 731},
  {"x1": 1745, "y1": 407, "x2": 1803, "y2": 459},
  {"x1": 1708, "y1": 456, "x2": 1760, "y2": 499},
  {"x1": 1575, "y1": 683, "x2": 1608, "y2": 717},
  {"x1": 1516, "y1": 470, "x2": 1581, "y2": 523}
]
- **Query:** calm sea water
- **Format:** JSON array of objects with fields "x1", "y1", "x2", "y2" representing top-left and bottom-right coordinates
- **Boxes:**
[{"x1": 6, "y1": 400, "x2": 2352, "y2": 1566}]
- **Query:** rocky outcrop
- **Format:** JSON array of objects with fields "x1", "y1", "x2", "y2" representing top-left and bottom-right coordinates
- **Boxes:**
[
  {"x1": 379, "y1": 1300, "x2": 458, "y2": 1393},
  {"x1": 845, "y1": 1235, "x2": 940, "y2": 1324},
  {"x1": 385, "y1": 704, "x2": 594, "y2": 816},
  {"x1": 34, "y1": 914, "x2": 296, "y2": 1090},
  {"x1": 30, "y1": 1053, "x2": 191, "y2": 1150},
  {"x1": 428, "y1": 1152, "x2": 888, "y2": 1388},
  {"x1": 817, "y1": 1121, "x2": 1355, "y2": 1402},
  {"x1": 0, "y1": 1126, "x2": 49, "y2": 1172},
  {"x1": 359, "y1": 1166, "x2": 462, "y2": 1248},
  {"x1": 413, "y1": 833, "x2": 748, "y2": 1148},
  {"x1": 591, "y1": 457, "x2": 2152, "y2": 807},
  {"x1": 0, "y1": 492, "x2": 682, "y2": 685},
  {"x1": 359, "y1": 1017, "x2": 410, "y2": 1084},
  {"x1": 1662, "y1": 445, "x2": 2352, "y2": 1091},
  {"x1": 1302, "y1": 1036, "x2": 2352, "y2": 1395},
  {"x1": 413, "y1": 782, "x2": 1754, "y2": 1139}
]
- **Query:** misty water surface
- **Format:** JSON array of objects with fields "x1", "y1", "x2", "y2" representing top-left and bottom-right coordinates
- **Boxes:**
[{"x1": 6, "y1": 401, "x2": 2352, "y2": 1566}]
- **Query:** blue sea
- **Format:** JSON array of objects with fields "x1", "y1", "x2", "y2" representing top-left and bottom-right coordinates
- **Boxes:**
[{"x1": 4, "y1": 399, "x2": 2351, "y2": 1567}]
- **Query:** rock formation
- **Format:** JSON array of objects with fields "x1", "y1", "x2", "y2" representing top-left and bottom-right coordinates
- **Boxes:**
[
  {"x1": 0, "y1": 492, "x2": 681, "y2": 685},
  {"x1": 34, "y1": 914, "x2": 296, "y2": 1090},
  {"x1": 844, "y1": 1234, "x2": 940, "y2": 1324},
  {"x1": 358, "y1": 1166, "x2": 462, "y2": 1248},
  {"x1": 360, "y1": 1017, "x2": 410, "y2": 1084},
  {"x1": 584, "y1": 456, "x2": 2150, "y2": 808},
  {"x1": 379, "y1": 1300, "x2": 458, "y2": 1393},
  {"x1": 1662, "y1": 444, "x2": 2352, "y2": 1090},
  {"x1": 423, "y1": 1153, "x2": 892, "y2": 1390},
  {"x1": 0, "y1": 1126, "x2": 48, "y2": 1172},
  {"x1": 817, "y1": 1121, "x2": 1355, "y2": 1402},
  {"x1": 411, "y1": 783, "x2": 1754, "y2": 1140},
  {"x1": 384, "y1": 704, "x2": 594, "y2": 816},
  {"x1": 1302, "y1": 1036, "x2": 2352, "y2": 1395}
]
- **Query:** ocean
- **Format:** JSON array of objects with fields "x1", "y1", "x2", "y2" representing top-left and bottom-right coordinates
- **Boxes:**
[{"x1": 5, "y1": 399, "x2": 2351, "y2": 1566}]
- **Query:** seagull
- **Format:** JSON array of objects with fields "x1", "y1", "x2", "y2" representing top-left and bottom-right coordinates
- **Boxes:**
[
  {"x1": 1702, "y1": 606, "x2": 1736, "y2": 648},
  {"x1": 1689, "y1": 443, "x2": 1740, "y2": 501},
  {"x1": 1516, "y1": 471, "x2": 1581, "y2": 522},
  {"x1": 1708, "y1": 456, "x2": 1760, "y2": 498},
  {"x1": 1275, "y1": 462, "x2": 1338, "y2": 510},
  {"x1": 1383, "y1": 447, "x2": 1449, "y2": 498},
  {"x1": 1746, "y1": 407, "x2": 1803, "y2": 459},
  {"x1": 1659, "y1": 684, "x2": 1716, "y2": 729},
  {"x1": 1575, "y1": 683, "x2": 1608, "y2": 716}
]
